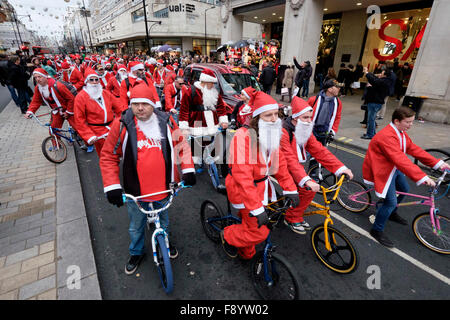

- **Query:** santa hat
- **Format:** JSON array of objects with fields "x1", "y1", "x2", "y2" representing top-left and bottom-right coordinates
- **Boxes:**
[
  {"x1": 156, "y1": 59, "x2": 164, "y2": 66},
  {"x1": 290, "y1": 96, "x2": 313, "y2": 119},
  {"x1": 47, "y1": 60, "x2": 53, "y2": 66},
  {"x1": 32, "y1": 68, "x2": 49, "y2": 78},
  {"x1": 61, "y1": 61, "x2": 71, "y2": 70},
  {"x1": 84, "y1": 67, "x2": 99, "y2": 84},
  {"x1": 149, "y1": 58, "x2": 157, "y2": 65},
  {"x1": 117, "y1": 64, "x2": 127, "y2": 72},
  {"x1": 129, "y1": 83, "x2": 159, "y2": 109},
  {"x1": 166, "y1": 65, "x2": 174, "y2": 72},
  {"x1": 128, "y1": 61, "x2": 144, "y2": 73},
  {"x1": 173, "y1": 62, "x2": 179, "y2": 68},
  {"x1": 251, "y1": 91, "x2": 279, "y2": 118},
  {"x1": 241, "y1": 86, "x2": 256, "y2": 102},
  {"x1": 199, "y1": 69, "x2": 217, "y2": 83}
]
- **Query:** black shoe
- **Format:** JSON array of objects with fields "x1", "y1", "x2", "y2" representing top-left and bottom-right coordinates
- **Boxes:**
[
  {"x1": 388, "y1": 212, "x2": 408, "y2": 225},
  {"x1": 361, "y1": 134, "x2": 372, "y2": 140},
  {"x1": 169, "y1": 243, "x2": 178, "y2": 259},
  {"x1": 125, "y1": 254, "x2": 145, "y2": 275},
  {"x1": 360, "y1": 121, "x2": 367, "y2": 124},
  {"x1": 220, "y1": 231, "x2": 238, "y2": 258},
  {"x1": 370, "y1": 229, "x2": 394, "y2": 248}
]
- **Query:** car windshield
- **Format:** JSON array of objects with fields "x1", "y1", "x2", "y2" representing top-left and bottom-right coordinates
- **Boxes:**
[{"x1": 218, "y1": 73, "x2": 261, "y2": 95}]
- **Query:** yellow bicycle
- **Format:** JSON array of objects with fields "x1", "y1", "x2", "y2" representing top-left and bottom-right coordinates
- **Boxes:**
[{"x1": 268, "y1": 175, "x2": 359, "y2": 274}]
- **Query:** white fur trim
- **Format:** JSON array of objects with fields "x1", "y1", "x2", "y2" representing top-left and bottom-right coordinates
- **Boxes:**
[
  {"x1": 416, "y1": 175, "x2": 429, "y2": 186},
  {"x1": 282, "y1": 190, "x2": 298, "y2": 195},
  {"x1": 87, "y1": 136, "x2": 97, "y2": 144},
  {"x1": 334, "y1": 166, "x2": 348, "y2": 177},
  {"x1": 181, "y1": 168, "x2": 195, "y2": 174},
  {"x1": 241, "y1": 89, "x2": 250, "y2": 100},
  {"x1": 218, "y1": 115, "x2": 228, "y2": 124},
  {"x1": 433, "y1": 160, "x2": 444, "y2": 171},
  {"x1": 204, "y1": 110, "x2": 216, "y2": 130},
  {"x1": 130, "y1": 63, "x2": 144, "y2": 72},
  {"x1": 299, "y1": 176, "x2": 312, "y2": 188},
  {"x1": 250, "y1": 207, "x2": 265, "y2": 216},
  {"x1": 32, "y1": 71, "x2": 49, "y2": 78},
  {"x1": 129, "y1": 98, "x2": 157, "y2": 109},
  {"x1": 252, "y1": 103, "x2": 279, "y2": 118},
  {"x1": 231, "y1": 203, "x2": 245, "y2": 209},
  {"x1": 178, "y1": 121, "x2": 189, "y2": 130},
  {"x1": 155, "y1": 100, "x2": 162, "y2": 109},
  {"x1": 292, "y1": 106, "x2": 313, "y2": 119},
  {"x1": 363, "y1": 179, "x2": 374, "y2": 186},
  {"x1": 104, "y1": 184, "x2": 122, "y2": 193},
  {"x1": 127, "y1": 91, "x2": 131, "y2": 98},
  {"x1": 199, "y1": 73, "x2": 217, "y2": 83}
]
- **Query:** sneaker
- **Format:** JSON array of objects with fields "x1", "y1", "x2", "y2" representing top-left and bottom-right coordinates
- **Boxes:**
[
  {"x1": 370, "y1": 229, "x2": 394, "y2": 248},
  {"x1": 168, "y1": 243, "x2": 178, "y2": 259},
  {"x1": 388, "y1": 212, "x2": 408, "y2": 225},
  {"x1": 220, "y1": 231, "x2": 238, "y2": 258},
  {"x1": 376, "y1": 116, "x2": 383, "y2": 120},
  {"x1": 125, "y1": 254, "x2": 145, "y2": 275},
  {"x1": 284, "y1": 220, "x2": 306, "y2": 235},
  {"x1": 360, "y1": 134, "x2": 372, "y2": 140},
  {"x1": 298, "y1": 221, "x2": 311, "y2": 231}
]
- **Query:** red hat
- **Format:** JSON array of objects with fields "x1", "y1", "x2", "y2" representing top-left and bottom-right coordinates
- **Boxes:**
[
  {"x1": 241, "y1": 86, "x2": 256, "y2": 103},
  {"x1": 128, "y1": 61, "x2": 144, "y2": 73},
  {"x1": 32, "y1": 68, "x2": 49, "y2": 78},
  {"x1": 117, "y1": 64, "x2": 127, "y2": 72},
  {"x1": 129, "y1": 83, "x2": 159, "y2": 109},
  {"x1": 165, "y1": 65, "x2": 174, "y2": 72},
  {"x1": 156, "y1": 59, "x2": 164, "y2": 66},
  {"x1": 199, "y1": 69, "x2": 217, "y2": 83},
  {"x1": 251, "y1": 91, "x2": 279, "y2": 118},
  {"x1": 61, "y1": 61, "x2": 70, "y2": 69},
  {"x1": 290, "y1": 96, "x2": 313, "y2": 119},
  {"x1": 84, "y1": 67, "x2": 99, "y2": 84},
  {"x1": 46, "y1": 60, "x2": 53, "y2": 66}
]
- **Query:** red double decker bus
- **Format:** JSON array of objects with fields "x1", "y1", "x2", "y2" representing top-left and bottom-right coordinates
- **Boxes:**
[{"x1": 32, "y1": 46, "x2": 51, "y2": 55}]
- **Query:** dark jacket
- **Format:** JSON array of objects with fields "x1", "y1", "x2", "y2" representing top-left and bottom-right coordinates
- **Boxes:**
[
  {"x1": 0, "y1": 60, "x2": 9, "y2": 86},
  {"x1": 364, "y1": 73, "x2": 392, "y2": 104},
  {"x1": 8, "y1": 62, "x2": 30, "y2": 89},
  {"x1": 293, "y1": 58, "x2": 312, "y2": 85},
  {"x1": 260, "y1": 65, "x2": 276, "y2": 86}
]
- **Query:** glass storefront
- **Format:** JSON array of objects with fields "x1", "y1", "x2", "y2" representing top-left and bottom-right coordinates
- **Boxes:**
[
  {"x1": 193, "y1": 38, "x2": 218, "y2": 56},
  {"x1": 317, "y1": 17, "x2": 341, "y2": 72}
]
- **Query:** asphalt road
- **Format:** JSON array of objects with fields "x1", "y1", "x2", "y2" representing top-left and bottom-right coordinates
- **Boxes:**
[
  {"x1": 74, "y1": 140, "x2": 450, "y2": 300},
  {"x1": 0, "y1": 84, "x2": 13, "y2": 112}
]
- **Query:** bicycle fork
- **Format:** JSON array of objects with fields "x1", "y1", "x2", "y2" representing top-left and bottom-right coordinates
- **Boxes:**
[
  {"x1": 149, "y1": 216, "x2": 170, "y2": 266},
  {"x1": 324, "y1": 217, "x2": 336, "y2": 252}
]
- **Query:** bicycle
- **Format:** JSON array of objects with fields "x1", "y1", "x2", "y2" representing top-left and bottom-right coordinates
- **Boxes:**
[
  {"x1": 30, "y1": 111, "x2": 86, "y2": 163},
  {"x1": 200, "y1": 198, "x2": 301, "y2": 300},
  {"x1": 414, "y1": 149, "x2": 450, "y2": 187},
  {"x1": 337, "y1": 170, "x2": 450, "y2": 254},
  {"x1": 122, "y1": 181, "x2": 190, "y2": 294}
]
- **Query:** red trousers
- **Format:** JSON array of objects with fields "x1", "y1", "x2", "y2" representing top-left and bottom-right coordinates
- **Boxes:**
[
  {"x1": 93, "y1": 138, "x2": 105, "y2": 157},
  {"x1": 285, "y1": 186, "x2": 316, "y2": 223},
  {"x1": 223, "y1": 209, "x2": 269, "y2": 260},
  {"x1": 50, "y1": 113, "x2": 76, "y2": 131}
]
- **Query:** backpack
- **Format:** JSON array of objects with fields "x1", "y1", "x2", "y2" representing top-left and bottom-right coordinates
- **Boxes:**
[{"x1": 53, "y1": 80, "x2": 78, "y2": 97}]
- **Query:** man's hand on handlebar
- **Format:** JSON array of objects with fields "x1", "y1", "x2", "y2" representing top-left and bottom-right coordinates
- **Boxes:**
[
  {"x1": 423, "y1": 178, "x2": 436, "y2": 188},
  {"x1": 340, "y1": 169, "x2": 354, "y2": 180},
  {"x1": 305, "y1": 179, "x2": 321, "y2": 193},
  {"x1": 440, "y1": 163, "x2": 450, "y2": 172}
]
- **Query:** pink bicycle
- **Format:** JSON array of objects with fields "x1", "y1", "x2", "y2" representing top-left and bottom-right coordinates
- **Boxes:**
[{"x1": 337, "y1": 170, "x2": 450, "y2": 254}]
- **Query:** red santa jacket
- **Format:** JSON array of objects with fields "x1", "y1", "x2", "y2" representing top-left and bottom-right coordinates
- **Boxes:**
[
  {"x1": 99, "y1": 109, "x2": 194, "y2": 196},
  {"x1": 98, "y1": 72, "x2": 112, "y2": 89},
  {"x1": 119, "y1": 75, "x2": 161, "y2": 111},
  {"x1": 106, "y1": 74, "x2": 122, "y2": 98},
  {"x1": 308, "y1": 94, "x2": 342, "y2": 135},
  {"x1": 74, "y1": 89, "x2": 124, "y2": 145},
  {"x1": 28, "y1": 78, "x2": 75, "y2": 115},
  {"x1": 153, "y1": 68, "x2": 166, "y2": 87},
  {"x1": 62, "y1": 67, "x2": 84, "y2": 92},
  {"x1": 226, "y1": 127, "x2": 298, "y2": 216},
  {"x1": 163, "y1": 82, "x2": 183, "y2": 112},
  {"x1": 280, "y1": 119, "x2": 346, "y2": 187},
  {"x1": 178, "y1": 81, "x2": 229, "y2": 136},
  {"x1": 362, "y1": 123, "x2": 443, "y2": 198},
  {"x1": 164, "y1": 71, "x2": 176, "y2": 87}
]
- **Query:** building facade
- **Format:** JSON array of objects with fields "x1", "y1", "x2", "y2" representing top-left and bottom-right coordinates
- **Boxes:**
[{"x1": 222, "y1": 0, "x2": 450, "y2": 124}]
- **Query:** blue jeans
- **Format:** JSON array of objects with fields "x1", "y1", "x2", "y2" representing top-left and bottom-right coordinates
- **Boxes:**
[
  {"x1": 372, "y1": 170, "x2": 410, "y2": 232},
  {"x1": 366, "y1": 103, "x2": 382, "y2": 138},
  {"x1": 126, "y1": 197, "x2": 170, "y2": 256},
  {"x1": 301, "y1": 79, "x2": 309, "y2": 97},
  {"x1": 318, "y1": 74, "x2": 324, "y2": 90},
  {"x1": 7, "y1": 85, "x2": 19, "y2": 106},
  {"x1": 17, "y1": 87, "x2": 29, "y2": 113}
]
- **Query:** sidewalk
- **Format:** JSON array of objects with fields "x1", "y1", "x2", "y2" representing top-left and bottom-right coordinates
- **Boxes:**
[
  {"x1": 273, "y1": 89, "x2": 450, "y2": 152},
  {"x1": 0, "y1": 101, "x2": 101, "y2": 300}
]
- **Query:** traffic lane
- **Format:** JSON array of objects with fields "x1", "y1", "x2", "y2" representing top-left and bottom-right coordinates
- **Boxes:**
[
  {"x1": 75, "y1": 142, "x2": 449, "y2": 299},
  {"x1": 0, "y1": 84, "x2": 12, "y2": 112},
  {"x1": 325, "y1": 144, "x2": 450, "y2": 278}
]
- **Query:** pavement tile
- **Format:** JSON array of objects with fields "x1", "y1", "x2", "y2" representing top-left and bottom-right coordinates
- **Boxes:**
[
  {"x1": 0, "y1": 289, "x2": 18, "y2": 300},
  {"x1": 9, "y1": 227, "x2": 41, "y2": 245},
  {"x1": 39, "y1": 241, "x2": 55, "y2": 255},
  {"x1": 0, "y1": 240, "x2": 26, "y2": 257},
  {"x1": 21, "y1": 251, "x2": 55, "y2": 272},
  {"x1": 37, "y1": 288, "x2": 57, "y2": 300},
  {"x1": 0, "y1": 268, "x2": 39, "y2": 294},
  {"x1": 18, "y1": 275, "x2": 56, "y2": 300},
  {"x1": 25, "y1": 232, "x2": 55, "y2": 249},
  {"x1": 5, "y1": 246, "x2": 39, "y2": 266}
]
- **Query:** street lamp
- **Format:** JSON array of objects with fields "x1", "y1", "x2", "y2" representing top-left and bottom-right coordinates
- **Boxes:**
[
  {"x1": 80, "y1": 0, "x2": 94, "y2": 53},
  {"x1": 148, "y1": 21, "x2": 161, "y2": 52},
  {"x1": 204, "y1": 6, "x2": 215, "y2": 57}
]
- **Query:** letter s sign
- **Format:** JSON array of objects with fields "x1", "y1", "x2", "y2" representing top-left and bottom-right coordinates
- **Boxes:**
[{"x1": 373, "y1": 19, "x2": 406, "y2": 61}]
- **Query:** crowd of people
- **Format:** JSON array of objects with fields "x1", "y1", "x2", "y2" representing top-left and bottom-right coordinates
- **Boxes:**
[{"x1": 1, "y1": 49, "x2": 447, "y2": 276}]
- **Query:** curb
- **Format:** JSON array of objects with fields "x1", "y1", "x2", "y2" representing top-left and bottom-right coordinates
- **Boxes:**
[{"x1": 55, "y1": 143, "x2": 102, "y2": 300}]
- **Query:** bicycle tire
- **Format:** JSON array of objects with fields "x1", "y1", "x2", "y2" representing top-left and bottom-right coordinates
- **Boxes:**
[
  {"x1": 412, "y1": 213, "x2": 450, "y2": 254},
  {"x1": 307, "y1": 164, "x2": 337, "y2": 195},
  {"x1": 311, "y1": 225, "x2": 359, "y2": 274},
  {"x1": 251, "y1": 251, "x2": 300, "y2": 300},
  {"x1": 337, "y1": 180, "x2": 371, "y2": 213},
  {"x1": 200, "y1": 200, "x2": 225, "y2": 243},
  {"x1": 207, "y1": 162, "x2": 220, "y2": 190},
  {"x1": 155, "y1": 234, "x2": 174, "y2": 294},
  {"x1": 414, "y1": 149, "x2": 450, "y2": 183},
  {"x1": 41, "y1": 136, "x2": 67, "y2": 164}
]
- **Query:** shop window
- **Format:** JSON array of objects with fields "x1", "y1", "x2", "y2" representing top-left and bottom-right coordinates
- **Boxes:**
[{"x1": 132, "y1": 8, "x2": 145, "y2": 23}]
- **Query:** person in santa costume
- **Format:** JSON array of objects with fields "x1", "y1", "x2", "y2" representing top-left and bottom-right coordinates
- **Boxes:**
[
  {"x1": 95, "y1": 64, "x2": 112, "y2": 89},
  {"x1": 73, "y1": 68, "x2": 124, "y2": 157},
  {"x1": 99, "y1": 83, "x2": 196, "y2": 275},
  {"x1": 280, "y1": 96, "x2": 353, "y2": 234},
  {"x1": 362, "y1": 106, "x2": 450, "y2": 248},
  {"x1": 179, "y1": 69, "x2": 229, "y2": 137},
  {"x1": 230, "y1": 86, "x2": 256, "y2": 129},
  {"x1": 60, "y1": 61, "x2": 84, "y2": 92},
  {"x1": 221, "y1": 91, "x2": 300, "y2": 260},
  {"x1": 164, "y1": 64, "x2": 177, "y2": 87},
  {"x1": 25, "y1": 68, "x2": 76, "y2": 130},
  {"x1": 119, "y1": 61, "x2": 160, "y2": 111},
  {"x1": 163, "y1": 76, "x2": 185, "y2": 120},
  {"x1": 153, "y1": 59, "x2": 166, "y2": 99},
  {"x1": 106, "y1": 64, "x2": 127, "y2": 98}
]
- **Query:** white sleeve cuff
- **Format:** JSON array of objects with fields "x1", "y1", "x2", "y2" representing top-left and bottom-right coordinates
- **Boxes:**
[
  {"x1": 299, "y1": 176, "x2": 312, "y2": 188},
  {"x1": 179, "y1": 121, "x2": 189, "y2": 130},
  {"x1": 87, "y1": 136, "x2": 97, "y2": 144},
  {"x1": 335, "y1": 166, "x2": 348, "y2": 177},
  {"x1": 282, "y1": 190, "x2": 298, "y2": 195},
  {"x1": 26, "y1": 111, "x2": 34, "y2": 116},
  {"x1": 416, "y1": 175, "x2": 429, "y2": 186},
  {"x1": 250, "y1": 207, "x2": 265, "y2": 216},
  {"x1": 66, "y1": 111, "x2": 74, "y2": 115},
  {"x1": 433, "y1": 160, "x2": 444, "y2": 170},
  {"x1": 104, "y1": 184, "x2": 122, "y2": 193},
  {"x1": 181, "y1": 168, "x2": 195, "y2": 174},
  {"x1": 218, "y1": 115, "x2": 228, "y2": 124}
]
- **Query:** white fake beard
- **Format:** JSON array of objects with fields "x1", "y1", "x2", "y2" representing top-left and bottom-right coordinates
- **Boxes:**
[
  {"x1": 119, "y1": 71, "x2": 128, "y2": 82},
  {"x1": 258, "y1": 118, "x2": 282, "y2": 154},
  {"x1": 137, "y1": 113, "x2": 162, "y2": 141},
  {"x1": 39, "y1": 84, "x2": 50, "y2": 99},
  {"x1": 294, "y1": 120, "x2": 314, "y2": 147},
  {"x1": 85, "y1": 83, "x2": 103, "y2": 100},
  {"x1": 201, "y1": 86, "x2": 219, "y2": 111}
]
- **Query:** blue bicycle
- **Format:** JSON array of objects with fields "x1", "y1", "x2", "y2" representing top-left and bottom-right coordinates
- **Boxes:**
[{"x1": 200, "y1": 196, "x2": 301, "y2": 300}]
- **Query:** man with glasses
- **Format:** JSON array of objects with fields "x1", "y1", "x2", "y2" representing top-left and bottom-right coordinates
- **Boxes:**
[
  {"x1": 96, "y1": 64, "x2": 112, "y2": 89},
  {"x1": 163, "y1": 76, "x2": 185, "y2": 122}
]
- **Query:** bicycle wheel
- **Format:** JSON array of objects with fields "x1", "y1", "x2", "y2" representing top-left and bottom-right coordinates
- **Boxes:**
[
  {"x1": 251, "y1": 251, "x2": 300, "y2": 300},
  {"x1": 311, "y1": 225, "x2": 359, "y2": 274},
  {"x1": 337, "y1": 180, "x2": 371, "y2": 213},
  {"x1": 412, "y1": 213, "x2": 450, "y2": 254},
  {"x1": 200, "y1": 200, "x2": 225, "y2": 243},
  {"x1": 307, "y1": 164, "x2": 337, "y2": 195},
  {"x1": 41, "y1": 136, "x2": 67, "y2": 163},
  {"x1": 155, "y1": 234, "x2": 174, "y2": 293},
  {"x1": 414, "y1": 149, "x2": 450, "y2": 183},
  {"x1": 207, "y1": 162, "x2": 220, "y2": 190}
]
